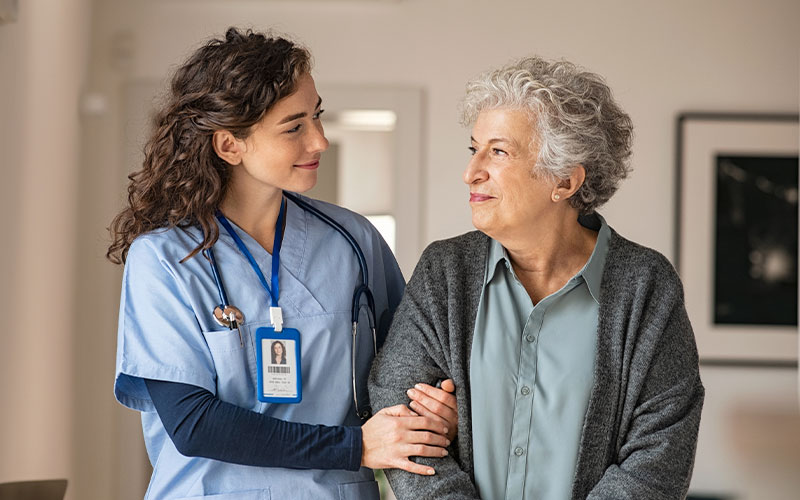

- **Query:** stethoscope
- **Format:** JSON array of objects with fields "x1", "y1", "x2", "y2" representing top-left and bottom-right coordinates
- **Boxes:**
[{"x1": 204, "y1": 191, "x2": 377, "y2": 419}]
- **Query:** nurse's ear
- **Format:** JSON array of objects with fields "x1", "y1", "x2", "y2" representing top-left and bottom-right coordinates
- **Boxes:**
[{"x1": 212, "y1": 130, "x2": 245, "y2": 166}]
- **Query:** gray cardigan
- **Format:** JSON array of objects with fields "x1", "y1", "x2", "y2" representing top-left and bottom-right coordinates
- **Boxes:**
[{"x1": 368, "y1": 226, "x2": 704, "y2": 499}]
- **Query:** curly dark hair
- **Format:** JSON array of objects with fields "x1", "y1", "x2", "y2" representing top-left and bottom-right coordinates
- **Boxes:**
[{"x1": 107, "y1": 27, "x2": 311, "y2": 264}]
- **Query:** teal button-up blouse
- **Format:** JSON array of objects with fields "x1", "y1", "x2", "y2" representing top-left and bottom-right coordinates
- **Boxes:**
[{"x1": 469, "y1": 216, "x2": 610, "y2": 500}]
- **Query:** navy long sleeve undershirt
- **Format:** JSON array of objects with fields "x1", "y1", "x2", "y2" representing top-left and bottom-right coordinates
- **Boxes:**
[{"x1": 144, "y1": 378, "x2": 362, "y2": 471}]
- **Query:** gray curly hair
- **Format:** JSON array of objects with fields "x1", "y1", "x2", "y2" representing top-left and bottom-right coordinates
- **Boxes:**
[{"x1": 460, "y1": 56, "x2": 633, "y2": 214}]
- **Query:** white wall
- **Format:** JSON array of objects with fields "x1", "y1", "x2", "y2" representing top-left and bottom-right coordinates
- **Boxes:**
[{"x1": 2, "y1": 0, "x2": 797, "y2": 498}]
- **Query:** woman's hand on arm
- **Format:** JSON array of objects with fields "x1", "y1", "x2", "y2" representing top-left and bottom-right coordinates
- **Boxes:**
[
  {"x1": 406, "y1": 379, "x2": 458, "y2": 442},
  {"x1": 361, "y1": 404, "x2": 450, "y2": 476}
]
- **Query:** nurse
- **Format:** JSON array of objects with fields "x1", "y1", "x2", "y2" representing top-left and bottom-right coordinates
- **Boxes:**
[{"x1": 107, "y1": 27, "x2": 458, "y2": 499}]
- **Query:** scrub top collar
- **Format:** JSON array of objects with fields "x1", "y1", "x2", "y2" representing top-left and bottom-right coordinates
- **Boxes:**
[
  {"x1": 214, "y1": 195, "x2": 329, "y2": 318},
  {"x1": 215, "y1": 195, "x2": 309, "y2": 281}
]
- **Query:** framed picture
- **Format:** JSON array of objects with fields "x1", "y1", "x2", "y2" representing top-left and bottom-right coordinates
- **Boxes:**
[{"x1": 675, "y1": 113, "x2": 799, "y2": 366}]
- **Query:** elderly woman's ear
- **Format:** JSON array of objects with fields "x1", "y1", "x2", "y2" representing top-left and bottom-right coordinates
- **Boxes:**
[{"x1": 552, "y1": 165, "x2": 586, "y2": 202}]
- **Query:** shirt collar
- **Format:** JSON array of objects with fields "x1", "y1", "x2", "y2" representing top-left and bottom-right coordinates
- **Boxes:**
[
  {"x1": 484, "y1": 213, "x2": 611, "y2": 304},
  {"x1": 580, "y1": 213, "x2": 610, "y2": 304}
]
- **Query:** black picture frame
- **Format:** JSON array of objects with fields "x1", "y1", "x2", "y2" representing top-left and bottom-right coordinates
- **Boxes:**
[{"x1": 675, "y1": 112, "x2": 799, "y2": 368}]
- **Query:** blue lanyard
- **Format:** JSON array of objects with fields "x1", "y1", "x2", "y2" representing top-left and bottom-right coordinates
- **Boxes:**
[{"x1": 216, "y1": 199, "x2": 286, "y2": 308}]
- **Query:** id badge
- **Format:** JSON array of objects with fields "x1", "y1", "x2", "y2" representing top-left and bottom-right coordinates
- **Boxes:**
[{"x1": 255, "y1": 326, "x2": 302, "y2": 403}]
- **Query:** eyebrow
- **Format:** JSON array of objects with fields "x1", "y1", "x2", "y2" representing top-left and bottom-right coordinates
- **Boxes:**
[
  {"x1": 277, "y1": 97, "x2": 323, "y2": 125},
  {"x1": 470, "y1": 136, "x2": 514, "y2": 146}
]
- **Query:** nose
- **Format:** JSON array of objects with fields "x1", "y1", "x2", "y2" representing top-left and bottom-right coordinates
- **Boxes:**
[
  {"x1": 463, "y1": 152, "x2": 488, "y2": 185},
  {"x1": 309, "y1": 121, "x2": 329, "y2": 154}
]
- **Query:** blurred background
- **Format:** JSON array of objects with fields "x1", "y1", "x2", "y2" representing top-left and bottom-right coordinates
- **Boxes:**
[{"x1": 1, "y1": 0, "x2": 798, "y2": 499}]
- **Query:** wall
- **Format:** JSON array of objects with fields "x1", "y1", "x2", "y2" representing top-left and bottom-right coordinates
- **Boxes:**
[
  {"x1": 0, "y1": 0, "x2": 91, "y2": 493},
  {"x1": 106, "y1": 0, "x2": 799, "y2": 252},
  {"x1": 328, "y1": 127, "x2": 394, "y2": 216},
  {"x1": 694, "y1": 366, "x2": 799, "y2": 498},
  {"x1": 0, "y1": 12, "x2": 22, "y2": 486},
  {"x1": 2, "y1": 0, "x2": 797, "y2": 498}
]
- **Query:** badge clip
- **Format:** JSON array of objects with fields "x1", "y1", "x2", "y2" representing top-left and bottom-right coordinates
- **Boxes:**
[{"x1": 270, "y1": 306, "x2": 283, "y2": 332}]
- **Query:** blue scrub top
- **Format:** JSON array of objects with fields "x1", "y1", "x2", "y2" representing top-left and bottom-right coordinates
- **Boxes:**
[{"x1": 114, "y1": 194, "x2": 405, "y2": 500}]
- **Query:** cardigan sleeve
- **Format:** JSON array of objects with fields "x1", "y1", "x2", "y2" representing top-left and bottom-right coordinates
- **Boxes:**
[
  {"x1": 586, "y1": 269, "x2": 704, "y2": 499},
  {"x1": 368, "y1": 244, "x2": 481, "y2": 500}
]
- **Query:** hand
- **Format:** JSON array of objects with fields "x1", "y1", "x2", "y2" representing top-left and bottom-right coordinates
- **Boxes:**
[
  {"x1": 406, "y1": 379, "x2": 458, "y2": 442},
  {"x1": 361, "y1": 404, "x2": 450, "y2": 475}
]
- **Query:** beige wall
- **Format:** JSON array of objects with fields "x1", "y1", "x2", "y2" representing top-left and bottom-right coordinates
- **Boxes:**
[
  {"x1": 1, "y1": 0, "x2": 798, "y2": 499},
  {"x1": 109, "y1": 0, "x2": 800, "y2": 254},
  {"x1": 0, "y1": 0, "x2": 91, "y2": 492}
]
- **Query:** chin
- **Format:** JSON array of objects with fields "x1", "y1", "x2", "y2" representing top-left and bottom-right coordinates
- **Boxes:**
[
  {"x1": 471, "y1": 215, "x2": 491, "y2": 234},
  {"x1": 472, "y1": 216, "x2": 505, "y2": 241},
  {"x1": 288, "y1": 174, "x2": 318, "y2": 194}
]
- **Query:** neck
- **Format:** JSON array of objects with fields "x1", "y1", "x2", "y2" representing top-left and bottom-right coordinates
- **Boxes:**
[
  {"x1": 497, "y1": 208, "x2": 597, "y2": 303},
  {"x1": 219, "y1": 181, "x2": 284, "y2": 254}
]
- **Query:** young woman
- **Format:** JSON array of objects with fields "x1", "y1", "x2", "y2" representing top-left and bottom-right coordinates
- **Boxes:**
[
  {"x1": 271, "y1": 341, "x2": 286, "y2": 365},
  {"x1": 108, "y1": 27, "x2": 457, "y2": 499}
]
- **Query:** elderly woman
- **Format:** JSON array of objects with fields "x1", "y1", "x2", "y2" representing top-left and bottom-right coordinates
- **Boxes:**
[{"x1": 368, "y1": 57, "x2": 704, "y2": 500}]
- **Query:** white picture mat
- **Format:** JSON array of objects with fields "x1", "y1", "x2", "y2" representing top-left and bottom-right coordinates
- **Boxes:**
[{"x1": 680, "y1": 118, "x2": 798, "y2": 362}]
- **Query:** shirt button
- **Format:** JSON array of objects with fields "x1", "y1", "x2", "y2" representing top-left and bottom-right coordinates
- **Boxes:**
[
  {"x1": 521, "y1": 386, "x2": 531, "y2": 396},
  {"x1": 514, "y1": 447, "x2": 525, "y2": 456},
  {"x1": 525, "y1": 334, "x2": 534, "y2": 342}
]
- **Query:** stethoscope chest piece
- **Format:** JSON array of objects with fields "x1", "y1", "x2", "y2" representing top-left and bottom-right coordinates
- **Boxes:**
[{"x1": 213, "y1": 305, "x2": 244, "y2": 328}]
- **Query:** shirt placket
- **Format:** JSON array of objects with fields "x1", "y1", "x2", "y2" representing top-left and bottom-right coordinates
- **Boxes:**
[{"x1": 504, "y1": 304, "x2": 545, "y2": 499}]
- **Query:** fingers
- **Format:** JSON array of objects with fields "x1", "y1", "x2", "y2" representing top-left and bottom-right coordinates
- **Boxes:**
[
  {"x1": 407, "y1": 386, "x2": 457, "y2": 423},
  {"x1": 402, "y1": 415, "x2": 448, "y2": 437},
  {"x1": 373, "y1": 408, "x2": 447, "y2": 436},
  {"x1": 407, "y1": 390, "x2": 457, "y2": 423},
  {"x1": 404, "y1": 443, "x2": 449, "y2": 459},
  {"x1": 407, "y1": 398, "x2": 448, "y2": 426},
  {"x1": 409, "y1": 383, "x2": 457, "y2": 412},
  {"x1": 395, "y1": 458, "x2": 436, "y2": 476},
  {"x1": 393, "y1": 443, "x2": 449, "y2": 475},
  {"x1": 380, "y1": 404, "x2": 418, "y2": 417},
  {"x1": 406, "y1": 429, "x2": 450, "y2": 448},
  {"x1": 407, "y1": 382, "x2": 458, "y2": 442},
  {"x1": 407, "y1": 399, "x2": 437, "y2": 421},
  {"x1": 361, "y1": 410, "x2": 449, "y2": 474}
]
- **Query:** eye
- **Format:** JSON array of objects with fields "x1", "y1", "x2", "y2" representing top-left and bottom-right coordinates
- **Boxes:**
[
  {"x1": 286, "y1": 123, "x2": 302, "y2": 133},
  {"x1": 468, "y1": 146, "x2": 477, "y2": 155},
  {"x1": 313, "y1": 109, "x2": 325, "y2": 120},
  {"x1": 492, "y1": 148, "x2": 508, "y2": 156}
]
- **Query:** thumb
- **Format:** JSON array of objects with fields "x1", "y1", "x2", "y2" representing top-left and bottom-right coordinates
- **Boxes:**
[{"x1": 440, "y1": 379, "x2": 456, "y2": 393}]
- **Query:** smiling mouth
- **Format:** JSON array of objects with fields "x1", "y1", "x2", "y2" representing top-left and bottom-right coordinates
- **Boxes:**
[
  {"x1": 469, "y1": 192, "x2": 494, "y2": 202},
  {"x1": 294, "y1": 160, "x2": 320, "y2": 170}
]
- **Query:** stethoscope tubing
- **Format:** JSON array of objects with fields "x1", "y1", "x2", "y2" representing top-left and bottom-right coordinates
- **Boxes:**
[
  {"x1": 206, "y1": 246, "x2": 229, "y2": 309},
  {"x1": 208, "y1": 192, "x2": 376, "y2": 330},
  {"x1": 282, "y1": 192, "x2": 369, "y2": 283},
  {"x1": 282, "y1": 192, "x2": 375, "y2": 326},
  {"x1": 205, "y1": 192, "x2": 378, "y2": 418}
]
